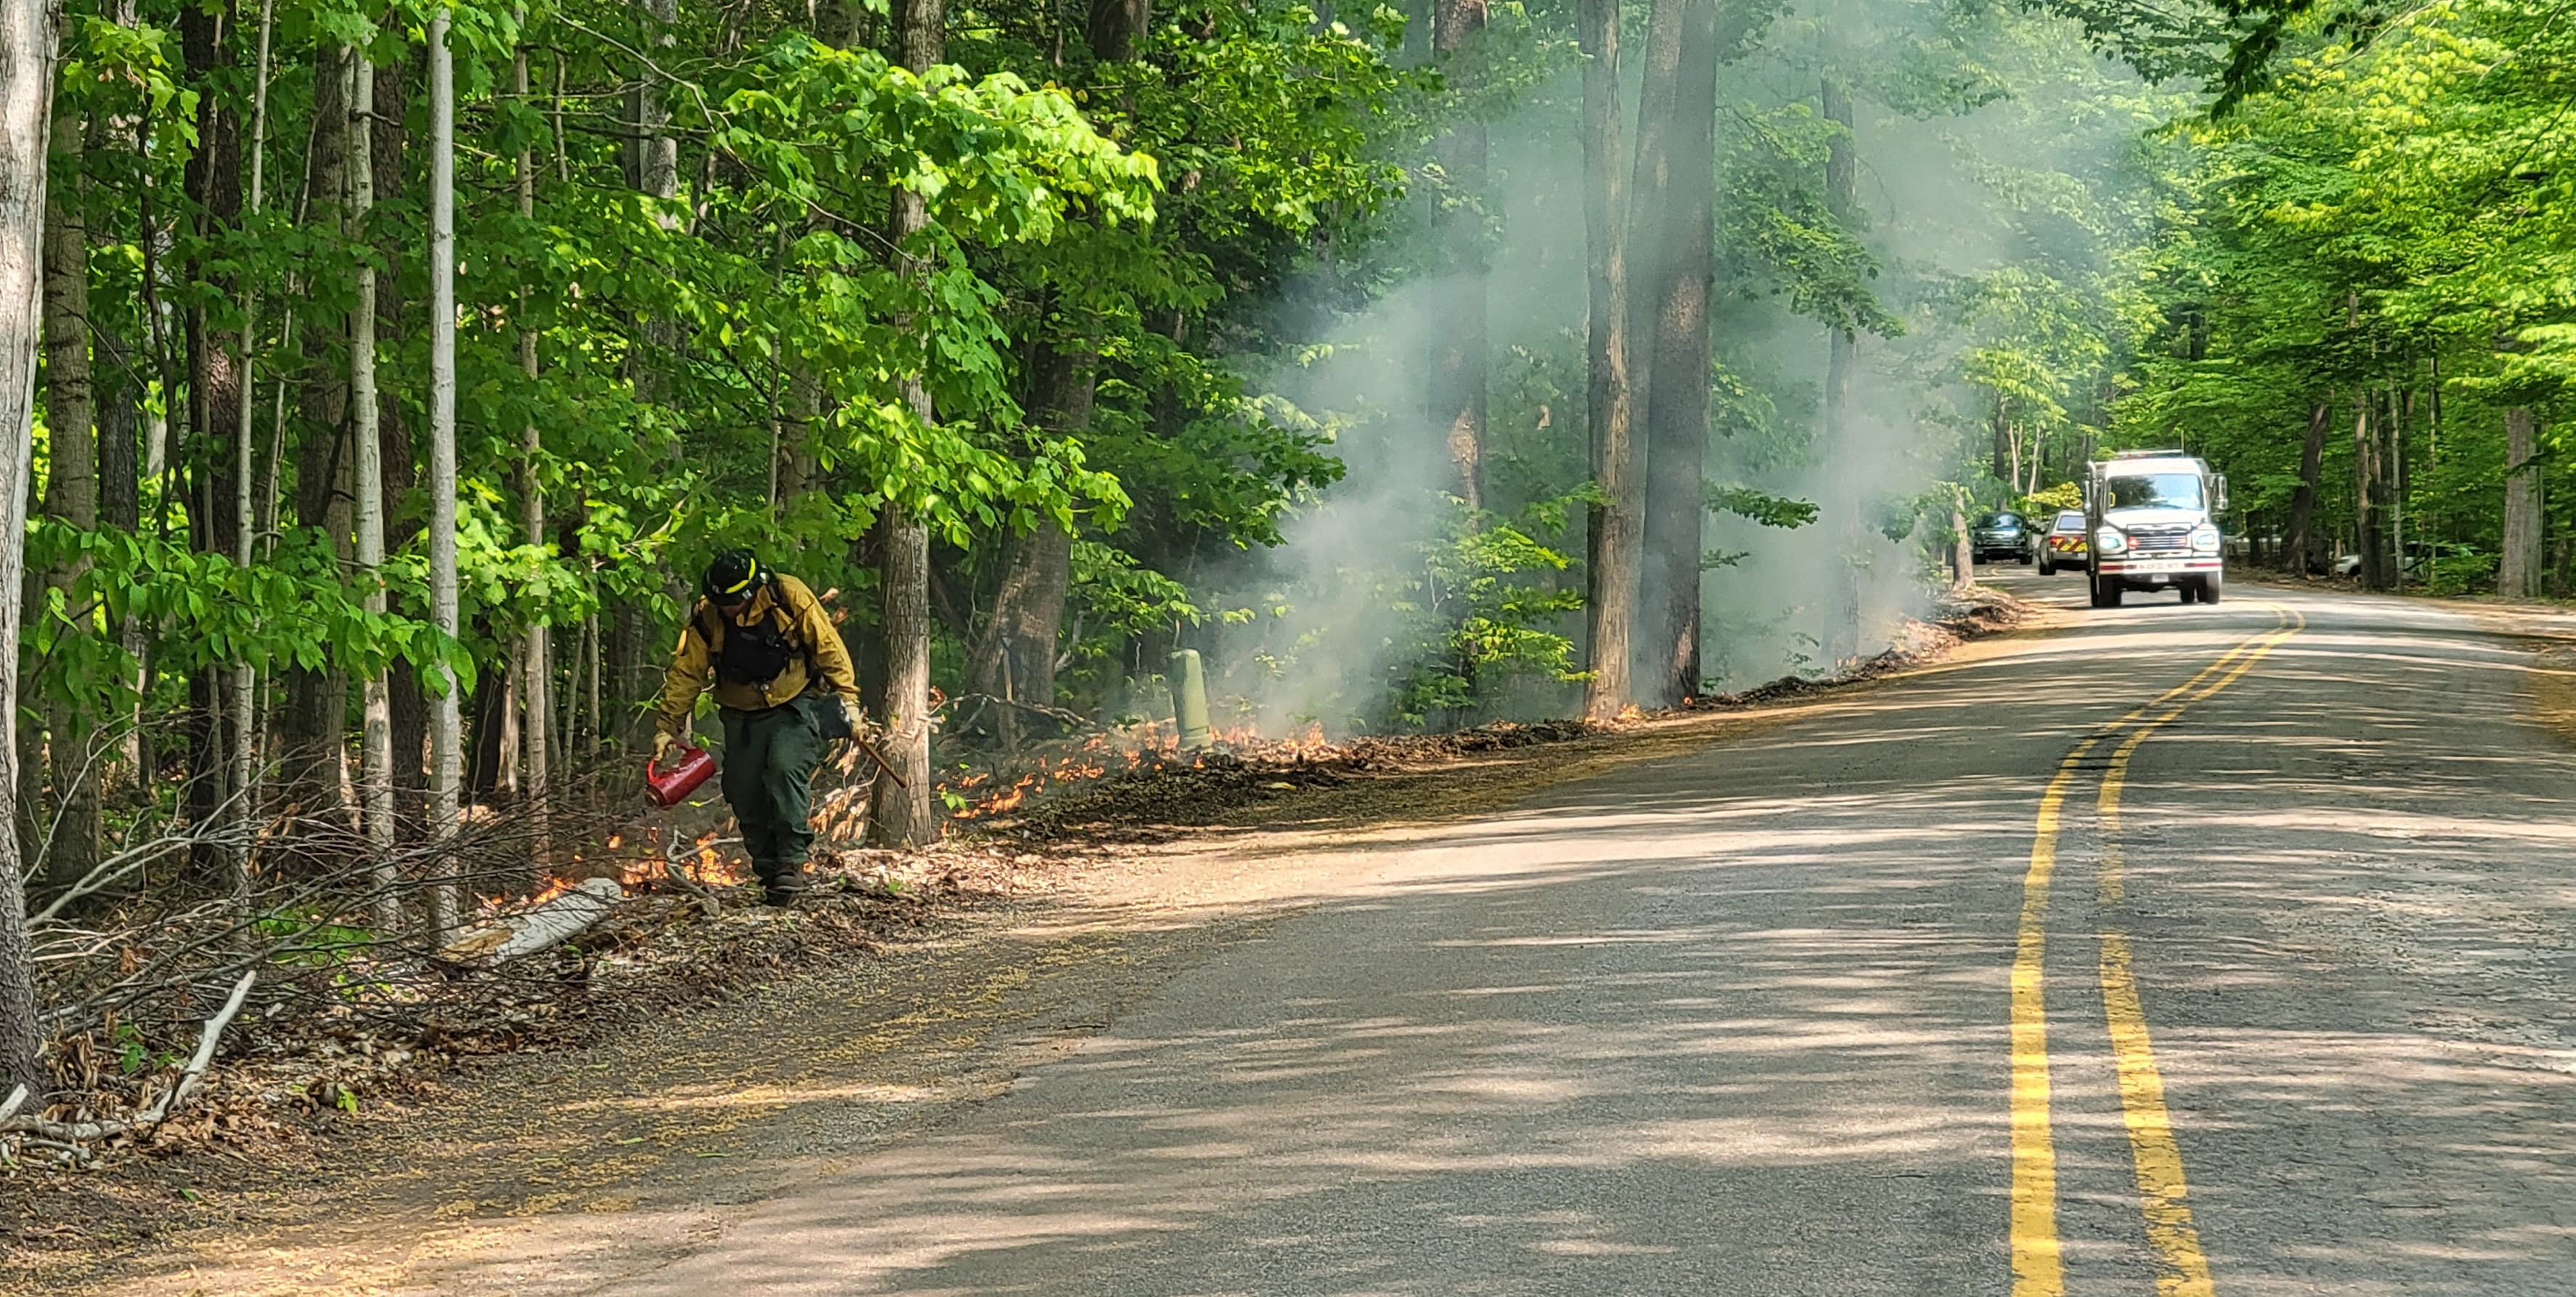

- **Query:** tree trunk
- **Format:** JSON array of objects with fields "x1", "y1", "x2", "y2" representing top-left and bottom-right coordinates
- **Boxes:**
[
  {"x1": 425, "y1": 8, "x2": 460, "y2": 942},
  {"x1": 0, "y1": 0, "x2": 57, "y2": 1097},
  {"x1": 349, "y1": 48, "x2": 396, "y2": 924},
  {"x1": 282, "y1": 44, "x2": 349, "y2": 820},
  {"x1": 2353, "y1": 396, "x2": 2388, "y2": 589},
  {"x1": 227, "y1": 0, "x2": 275, "y2": 896},
  {"x1": 2283, "y1": 401, "x2": 2327, "y2": 573},
  {"x1": 1631, "y1": 0, "x2": 1718, "y2": 708},
  {"x1": 1819, "y1": 75, "x2": 1859, "y2": 667},
  {"x1": 1086, "y1": 0, "x2": 1147, "y2": 60},
  {"x1": 2500, "y1": 406, "x2": 2543, "y2": 598},
  {"x1": 515, "y1": 44, "x2": 549, "y2": 877},
  {"x1": 870, "y1": 0, "x2": 944, "y2": 848},
  {"x1": 1429, "y1": 0, "x2": 1488, "y2": 508},
  {"x1": 41, "y1": 101, "x2": 97, "y2": 887},
  {"x1": 179, "y1": 0, "x2": 240, "y2": 883},
  {"x1": 1576, "y1": 0, "x2": 1635, "y2": 722},
  {"x1": 969, "y1": 348, "x2": 1091, "y2": 746},
  {"x1": 1950, "y1": 488, "x2": 1976, "y2": 592}
]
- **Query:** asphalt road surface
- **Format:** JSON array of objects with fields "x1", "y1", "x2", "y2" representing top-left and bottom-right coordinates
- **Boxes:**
[
  {"x1": 540, "y1": 571, "x2": 2574, "y2": 1296},
  {"x1": 100, "y1": 572, "x2": 2569, "y2": 1297}
]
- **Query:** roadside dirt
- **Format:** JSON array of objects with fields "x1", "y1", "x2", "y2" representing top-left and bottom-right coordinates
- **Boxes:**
[{"x1": 0, "y1": 592, "x2": 2048, "y2": 1297}]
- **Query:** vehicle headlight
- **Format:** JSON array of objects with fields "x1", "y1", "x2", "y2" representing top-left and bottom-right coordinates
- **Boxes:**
[
  {"x1": 2190, "y1": 525, "x2": 2221, "y2": 555},
  {"x1": 2095, "y1": 527, "x2": 2127, "y2": 555}
]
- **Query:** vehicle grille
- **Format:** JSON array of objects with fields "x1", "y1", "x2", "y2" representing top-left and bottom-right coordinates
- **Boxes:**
[{"x1": 2125, "y1": 526, "x2": 2192, "y2": 555}]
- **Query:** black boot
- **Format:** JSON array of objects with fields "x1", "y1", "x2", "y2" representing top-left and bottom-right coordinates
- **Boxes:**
[{"x1": 761, "y1": 862, "x2": 810, "y2": 907}]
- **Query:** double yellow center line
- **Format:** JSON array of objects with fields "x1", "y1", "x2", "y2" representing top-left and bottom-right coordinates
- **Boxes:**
[{"x1": 2010, "y1": 605, "x2": 2304, "y2": 1296}]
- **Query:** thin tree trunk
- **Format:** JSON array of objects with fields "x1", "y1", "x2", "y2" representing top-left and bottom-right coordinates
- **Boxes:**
[
  {"x1": 228, "y1": 0, "x2": 274, "y2": 897},
  {"x1": 1576, "y1": 0, "x2": 1635, "y2": 722},
  {"x1": 0, "y1": 0, "x2": 57, "y2": 1097},
  {"x1": 2353, "y1": 396, "x2": 2386, "y2": 589},
  {"x1": 179, "y1": 0, "x2": 240, "y2": 882},
  {"x1": 41, "y1": 99, "x2": 97, "y2": 888},
  {"x1": 349, "y1": 49, "x2": 396, "y2": 926},
  {"x1": 425, "y1": 8, "x2": 460, "y2": 941},
  {"x1": 1430, "y1": 0, "x2": 1488, "y2": 508},
  {"x1": 514, "y1": 39, "x2": 549, "y2": 877},
  {"x1": 871, "y1": 0, "x2": 945, "y2": 848},
  {"x1": 2500, "y1": 406, "x2": 2543, "y2": 598},
  {"x1": 1950, "y1": 488, "x2": 1976, "y2": 592},
  {"x1": 1819, "y1": 74, "x2": 1859, "y2": 667},
  {"x1": 1632, "y1": 0, "x2": 1717, "y2": 708},
  {"x1": 2283, "y1": 401, "x2": 2328, "y2": 573}
]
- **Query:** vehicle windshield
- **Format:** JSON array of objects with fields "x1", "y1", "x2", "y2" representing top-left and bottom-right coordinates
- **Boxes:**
[
  {"x1": 2103, "y1": 472, "x2": 2204, "y2": 512},
  {"x1": 1977, "y1": 512, "x2": 2023, "y2": 529},
  {"x1": 2054, "y1": 512, "x2": 2085, "y2": 532}
]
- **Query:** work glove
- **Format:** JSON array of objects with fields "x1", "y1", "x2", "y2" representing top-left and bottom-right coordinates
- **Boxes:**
[
  {"x1": 841, "y1": 695, "x2": 872, "y2": 742},
  {"x1": 653, "y1": 730, "x2": 681, "y2": 765}
]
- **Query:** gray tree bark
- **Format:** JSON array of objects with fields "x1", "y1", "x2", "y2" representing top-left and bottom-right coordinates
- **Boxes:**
[
  {"x1": 0, "y1": 0, "x2": 58, "y2": 1097},
  {"x1": 869, "y1": 0, "x2": 945, "y2": 848},
  {"x1": 515, "y1": 43, "x2": 550, "y2": 878},
  {"x1": 41, "y1": 100, "x2": 97, "y2": 887},
  {"x1": 349, "y1": 49, "x2": 397, "y2": 924},
  {"x1": 2283, "y1": 401, "x2": 2328, "y2": 573},
  {"x1": 283, "y1": 44, "x2": 350, "y2": 821},
  {"x1": 1819, "y1": 75, "x2": 1861, "y2": 667},
  {"x1": 969, "y1": 348, "x2": 1090, "y2": 748},
  {"x1": 1576, "y1": 0, "x2": 1635, "y2": 722},
  {"x1": 2500, "y1": 406, "x2": 2543, "y2": 598},
  {"x1": 1632, "y1": 0, "x2": 1718, "y2": 708},
  {"x1": 426, "y1": 8, "x2": 461, "y2": 942}
]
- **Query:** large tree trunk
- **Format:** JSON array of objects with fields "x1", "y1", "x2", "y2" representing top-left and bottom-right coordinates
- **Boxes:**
[
  {"x1": 2500, "y1": 406, "x2": 2543, "y2": 598},
  {"x1": 0, "y1": 0, "x2": 54, "y2": 1099},
  {"x1": 282, "y1": 44, "x2": 350, "y2": 822},
  {"x1": 1576, "y1": 0, "x2": 1636, "y2": 722},
  {"x1": 2283, "y1": 401, "x2": 2327, "y2": 573},
  {"x1": 1819, "y1": 75, "x2": 1860, "y2": 667},
  {"x1": 425, "y1": 8, "x2": 460, "y2": 942},
  {"x1": 41, "y1": 101, "x2": 97, "y2": 888},
  {"x1": 1631, "y1": 0, "x2": 1718, "y2": 708},
  {"x1": 1086, "y1": 0, "x2": 1146, "y2": 60},
  {"x1": 969, "y1": 348, "x2": 1091, "y2": 747},
  {"x1": 1428, "y1": 0, "x2": 1488, "y2": 508},
  {"x1": 870, "y1": 0, "x2": 944, "y2": 848}
]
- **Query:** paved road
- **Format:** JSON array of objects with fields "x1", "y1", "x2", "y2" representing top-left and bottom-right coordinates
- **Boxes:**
[
  {"x1": 551, "y1": 572, "x2": 2576, "y2": 1296},
  {"x1": 173, "y1": 573, "x2": 2573, "y2": 1296}
]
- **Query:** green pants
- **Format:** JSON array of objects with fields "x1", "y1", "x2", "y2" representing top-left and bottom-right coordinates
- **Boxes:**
[{"x1": 718, "y1": 694, "x2": 830, "y2": 896}]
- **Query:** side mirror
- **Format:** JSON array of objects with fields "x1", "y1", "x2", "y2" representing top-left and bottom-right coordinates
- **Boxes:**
[{"x1": 2214, "y1": 474, "x2": 2230, "y2": 512}]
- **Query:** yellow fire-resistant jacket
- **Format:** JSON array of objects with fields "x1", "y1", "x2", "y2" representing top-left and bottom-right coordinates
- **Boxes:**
[{"x1": 654, "y1": 573, "x2": 861, "y2": 740}]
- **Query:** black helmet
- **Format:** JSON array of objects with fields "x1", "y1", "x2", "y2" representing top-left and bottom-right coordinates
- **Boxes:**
[{"x1": 702, "y1": 549, "x2": 765, "y2": 602}]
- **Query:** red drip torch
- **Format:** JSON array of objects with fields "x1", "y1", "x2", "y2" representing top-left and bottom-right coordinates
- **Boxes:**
[{"x1": 645, "y1": 745, "x2": 716, "y2": 807}]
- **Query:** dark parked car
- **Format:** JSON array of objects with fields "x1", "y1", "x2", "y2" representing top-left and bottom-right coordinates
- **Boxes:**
[
  {"x1": 2037, "y1": 510, "x2": 2088, "y2": 576},
  {"x1": 1970, "y1": 511, "x2": 2035, "y2": 565}
]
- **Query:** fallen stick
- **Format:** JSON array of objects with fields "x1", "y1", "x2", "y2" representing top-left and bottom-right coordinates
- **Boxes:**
[
  {"x1": 437, "y1": 877, "x2": 625, "y2": 966},
  {"x1": 142, "y1": 970, "x2": 258, "y2": 1121},
  {"x1": 0, "y1": 969, "x2": 258, "y2": 1141}
]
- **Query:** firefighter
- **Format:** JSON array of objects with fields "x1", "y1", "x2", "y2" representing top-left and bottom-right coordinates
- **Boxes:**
[{"x1": 653, "y1": 549, "x2": 866, "y2": 905}]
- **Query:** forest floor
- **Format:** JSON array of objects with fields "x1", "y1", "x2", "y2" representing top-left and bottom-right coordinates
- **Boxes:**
[{"x1": 0, "y1": 592, "x2": 2050, "y2": 1293}]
